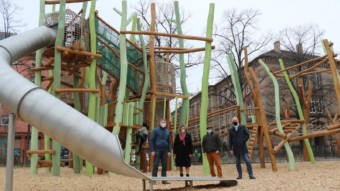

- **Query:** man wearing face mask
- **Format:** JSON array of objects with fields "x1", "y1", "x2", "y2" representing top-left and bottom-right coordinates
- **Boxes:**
[
  {"x1": 229, "y1": 117, "x2": 256, "y2": 180},
  {"x1": 202, "y1": 126, "x2": 223, "y2": 178},
  {"x1": 150, "y1": 118, "x2": 172, "y2": 184}
]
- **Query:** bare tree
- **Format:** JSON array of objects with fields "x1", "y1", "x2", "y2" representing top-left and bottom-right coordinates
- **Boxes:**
[
  {"x1": 133, "y1": 0, "x2": 202, "y2": 70},
  {"x1": 0, "y1": 0, "x2": 25, "y2": 38},
  {"x1": 213, "y1": 9, "x2": 272, "y2": 79},
  {"x1": 278, "y1": 24, "x2": 324, "y2": 63}
]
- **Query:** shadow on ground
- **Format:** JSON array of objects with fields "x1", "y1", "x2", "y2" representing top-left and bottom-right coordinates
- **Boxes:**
[{"x1": 153, "y1": 180, "x2": 238, "y2": 191}]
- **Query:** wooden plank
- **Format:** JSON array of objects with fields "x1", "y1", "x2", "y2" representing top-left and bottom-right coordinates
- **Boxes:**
[
  {"x1": 45, "y1": 0, "x2": 90, "y2": 5},
  {"x1": 120, "y1": 31, "x2": 213, "y2": 42},
  {"x1": 27, "y1": 150, "x2": 56, "y2": 155},
  {"x1": 56, "y1": 46, "x2": 102, "y2": 58}
]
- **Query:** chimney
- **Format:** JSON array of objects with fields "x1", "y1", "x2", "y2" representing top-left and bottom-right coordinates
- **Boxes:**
[
  {"x1": 296, "y1": 43, "x2": 303, "y2": 55},
  {"x1": 274, "y1": 41, "x2": 281, "y2": 53}
]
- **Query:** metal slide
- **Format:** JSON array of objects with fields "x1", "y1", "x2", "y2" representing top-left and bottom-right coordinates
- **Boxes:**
[{"x1": 0, "y1": 26, "x2": 149, "y2": 180}]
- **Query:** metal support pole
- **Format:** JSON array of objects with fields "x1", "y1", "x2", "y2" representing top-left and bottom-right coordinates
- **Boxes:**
[{"x1": 5, "y1": 113, "x2": 16, "y2": 191}]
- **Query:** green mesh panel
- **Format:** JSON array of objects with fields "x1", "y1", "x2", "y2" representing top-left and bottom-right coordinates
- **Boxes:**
[{"x1": 95, "y1": 17, "x2": 144, "y2": 94}]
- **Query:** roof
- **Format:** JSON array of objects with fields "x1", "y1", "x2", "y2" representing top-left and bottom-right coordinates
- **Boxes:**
[
  {"x1": 0, "y1": 32, "x2": 16, "y2": 40},
  {"x1": 254, "y1": 49, "x2": 317, "y2": 61}
]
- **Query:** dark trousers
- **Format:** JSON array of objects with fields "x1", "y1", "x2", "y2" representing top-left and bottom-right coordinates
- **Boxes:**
[
  {"x1": 235, "y1": 153, "x2": 253, "y2": 177},
  {"x1": 152, "y1": 150, "x2": 168, "y2": 177},
  {"x1": 136, "y1": 134, "x2": 147, "y2": 153}
]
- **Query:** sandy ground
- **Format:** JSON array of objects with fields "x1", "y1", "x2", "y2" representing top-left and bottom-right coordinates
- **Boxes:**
[{"x1": 0, "y1": 161, "x2": 340, "y2": 191}]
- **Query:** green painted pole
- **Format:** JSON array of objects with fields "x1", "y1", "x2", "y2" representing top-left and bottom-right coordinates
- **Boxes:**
[
  {"x1": 85, "y1": 0, "x2": 98, "y2": 176},
  {"x1": 72, "y1": 76, "x2": 81, "y2": 173},
  {"x1": 174, "y1": 1, "x2": 189, "y2": 125},
  {"x1": 259, "y1": 59, "x2": 295, "y2": 170},
  {"x1": 124, "y1": 103, "x2": 134, "y2": 163},
  {"x1": 51, "y1": 0, "x2": 67, "y2": 176},
  {"x1": 199, "y1": 3, "x2": 215, "y2": 175},
  {"x1": 227, "y1": 54, "x2": 246, "y2": 124},
  {"x1": 70, "y1": 3, "x2": 87, "y2": 174},
  {"x1": 112, "y1": 0, "x2": 129, "y2": 135},
  {"x1": 30, "y1": 0, "x2": 46, "y2": 175},
  {"x1": 135, "y1": 18, "x2": 150, "y2": 169},
  {"x1": 279, "y1": 59, "x2": 315, "y2": 163}
]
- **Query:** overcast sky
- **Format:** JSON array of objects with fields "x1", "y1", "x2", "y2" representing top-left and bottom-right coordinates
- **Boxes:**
[{"x1": 13, "y1": 0, "x2": 340, "y2": 93}]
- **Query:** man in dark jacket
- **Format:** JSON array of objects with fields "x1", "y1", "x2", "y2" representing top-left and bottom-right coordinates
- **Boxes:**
[
  {"x1": 150, "y1": 118, "x2": 172, "y2": 184},
  {"x1": 229, "y1": 117, "x2": 256, "y2": 179},
  {"x1": 202, "y1": 126, "x2": 223, "y2": 178}
]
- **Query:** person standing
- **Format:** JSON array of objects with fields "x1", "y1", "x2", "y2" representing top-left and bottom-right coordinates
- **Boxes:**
[
  {"x1": 229, "y1": 117, "x2": 256, "y2": 179},
  {"x1": 136, "y1": 122, "x2": 148, "y2": 154},
  {"x1": 150, "y1": 118, "x2": 172, "y2": 184},
  {"x1": 173, "y1": 125, "x2": 193, "y2": 177},
  {"x1": 202, "y1": 126, "x2": 223, "y2": 178}
]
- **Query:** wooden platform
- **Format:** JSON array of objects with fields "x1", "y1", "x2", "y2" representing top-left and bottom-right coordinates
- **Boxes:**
[{"x1": 143, "y1": 176, "x2": 236, "y2": 191}]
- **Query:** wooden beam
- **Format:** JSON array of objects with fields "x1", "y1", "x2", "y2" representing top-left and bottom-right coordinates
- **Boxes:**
[
  {"x1": 45, "y1": 0, "x2": 90, "y2": 5},
  {"x1": 120, "y1": 31, "x2": 213, "y2": 42},
  {"x1": 56, "y1": 46, "x2": 102, "y2": 58},
  {"x1": 273, "y1": 55, "x2": 327, "y2": 74},
  {"x1": 323, "y1": 39, "x2": 340, "y2": 113},
  {"x1": 154, "y1": 46, "x2": 215, "y2": 54},
  {"x1": 289, "y1": 128, "x2": 340, "y2": 142},
  {"x1": 54, "y1": 88, "x2": 99, "y2": 93},
  {"x1": 154, "y1": 91, "x2": 189, "y2": 99},
  {"x1": 27, "y1": 150, "x2": 56, "y2": 155},
  {"x1": 327, "y1": 123, "x2": 340, "y2": 131},
  {"x1": 289, "y1": 58, "x2": 328, "y2": 79}
]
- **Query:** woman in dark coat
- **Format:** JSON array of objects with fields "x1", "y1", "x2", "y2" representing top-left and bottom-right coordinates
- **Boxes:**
[{"x1": 173, "y1": 125, "x2": 193, "y2": 177}]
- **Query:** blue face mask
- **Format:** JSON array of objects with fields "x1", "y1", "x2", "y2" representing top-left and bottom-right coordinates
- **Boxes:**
[{"x1": 207, "y1": 130, "x2": 213, "y2": 134}]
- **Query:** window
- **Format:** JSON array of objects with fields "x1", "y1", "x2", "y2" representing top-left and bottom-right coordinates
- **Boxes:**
[
  {"x1": 1, "y1": 115, "x2": 9, "y2": 126},
  {"x1": 308, "y1": 73, "x2": 321, "y2": 89},
  {"x1": 310, "y1": 97, "x2": 323, "y2": 114}
]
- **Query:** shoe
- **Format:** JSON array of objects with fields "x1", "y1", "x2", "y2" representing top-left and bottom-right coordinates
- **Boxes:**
[
  {"x1": 249, "y1": 175, "x2": 256, "y2": 179},
  {"x1": 237, "y1": 176, "x2": 242, "y2": 179},
  {"x1": 218, "y1": 176, "x2": 223, "y2": 178},
  {"x1": 162, "y1": 181, "x2": 171, "y2": 184},
  {"x1": 186, "y1": 174, "x2": 189, "y2": 177},
  {"x1": 180, "y1": 174, "x2": 183, "y2": 177}
]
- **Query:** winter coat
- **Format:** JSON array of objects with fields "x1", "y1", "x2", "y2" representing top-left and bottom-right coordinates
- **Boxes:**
[
  {"x1": 202, "y1": 132, "x2": 221, "y2": 153},
  {"x1": 173, "y1": 133, "x2": 193, "y2": 167},
  {"x1": 150, "y1": 126, "x2": 172, "y2": 152},
  {"x1": 229, "y1": 125, "x2": 249, "y2": 155}
]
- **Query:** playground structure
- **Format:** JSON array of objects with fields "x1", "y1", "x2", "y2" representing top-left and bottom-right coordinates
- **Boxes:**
[
  {"x1": 238, "y1": 40, "x2": 340, "y2": 171},
  {"x1": 0, "y1": 0, "x2": 233, "y2": 190},
  {"x1": 1, "y1": 0, "x2": 340, "y2": 190}
]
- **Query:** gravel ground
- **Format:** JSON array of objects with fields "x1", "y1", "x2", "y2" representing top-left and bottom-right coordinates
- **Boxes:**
[{"x1": 0, "y1": 161, "x2": 339, "y2": 191}]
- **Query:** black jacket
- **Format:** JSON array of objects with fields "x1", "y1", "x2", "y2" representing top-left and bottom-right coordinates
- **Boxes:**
[
  {"x1": 202, "y1": 132, "x2": 221, "y2": 153},
  {"x1": 229, "y1": 125, "x2": 249, "y2": 155},
  {"x1": 173, "y1": 133, "x2": 193, "y2": 155}
]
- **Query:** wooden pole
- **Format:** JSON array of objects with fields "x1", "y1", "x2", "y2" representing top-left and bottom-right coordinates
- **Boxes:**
[
  {"x1": 323, "y1": 39, "x2": 340, "y2": 113},
  {"x1": 148, "y1": 2, "x2": 157, "y2": 172}
]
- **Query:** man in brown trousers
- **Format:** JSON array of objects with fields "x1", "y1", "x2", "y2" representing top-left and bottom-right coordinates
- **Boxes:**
[{"x1": 202, "y1": 126, "x2": 223, "y2": 178}]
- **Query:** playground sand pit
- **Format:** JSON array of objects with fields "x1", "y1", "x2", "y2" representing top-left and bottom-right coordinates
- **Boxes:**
[{"x1": 0, "y1": 161, "x2": 339, "y2": 191}]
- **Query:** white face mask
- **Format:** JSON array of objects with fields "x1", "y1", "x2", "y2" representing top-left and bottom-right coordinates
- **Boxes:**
[{"x1": 160, "y1": 123, "x2": 166, "y2": 128}]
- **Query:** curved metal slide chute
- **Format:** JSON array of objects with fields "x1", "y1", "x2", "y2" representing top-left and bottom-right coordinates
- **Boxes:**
[{"x1": 0, "y1": 26, "x2": 149, "y2": 180}]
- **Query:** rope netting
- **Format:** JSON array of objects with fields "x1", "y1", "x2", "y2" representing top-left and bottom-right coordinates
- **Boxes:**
[
  {"x1": 95, "y1": 16, "x2": 144, "y2": 94},
  {"x1": 45, "y1": 9, "x2": 90, "y2": 52},
  {"x1": 155, "y1": 57, "x2": 176, "y2": 94}
]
